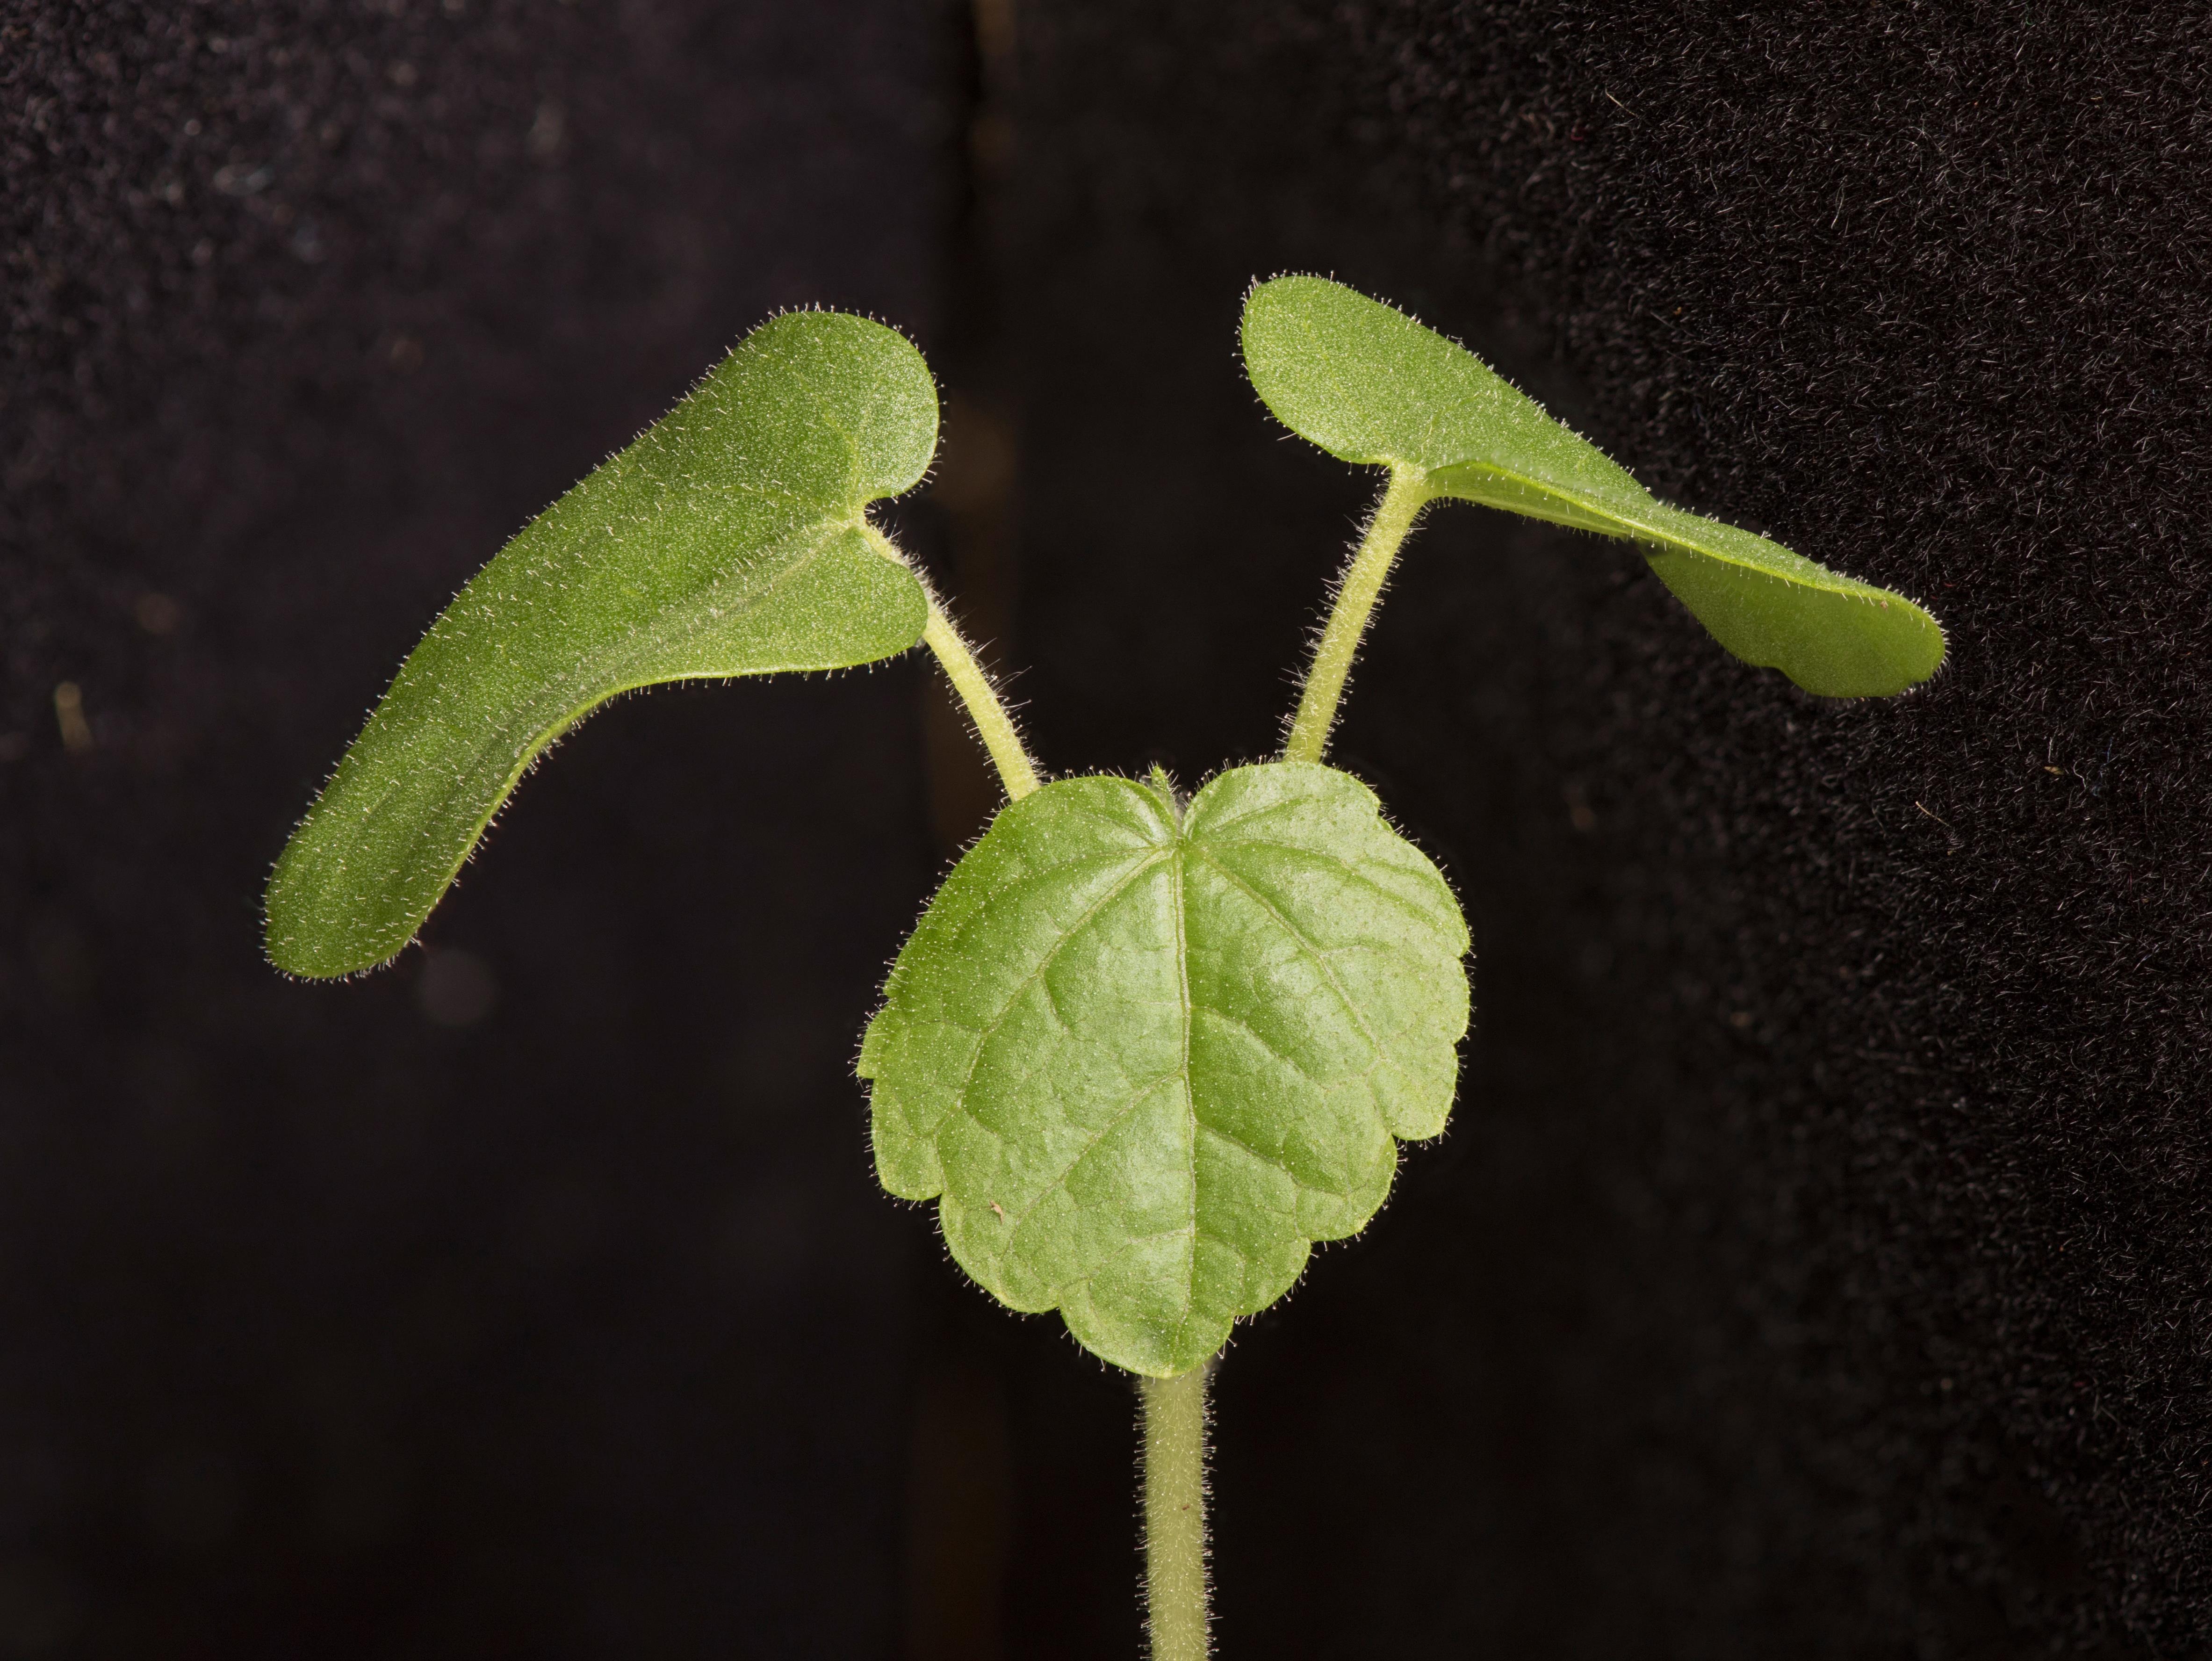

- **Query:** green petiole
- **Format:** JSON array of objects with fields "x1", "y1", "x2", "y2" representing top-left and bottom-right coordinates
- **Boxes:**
[
  {"x1": 919, "y1": 594, "x2": 1040, "y2": 802},
  {"x1": 1284, "y1": 462, "x2": 1433, "y2": 765},
  {"x1": 1140, "y1": 1362, "x2": 1214, "y2": 1661}
]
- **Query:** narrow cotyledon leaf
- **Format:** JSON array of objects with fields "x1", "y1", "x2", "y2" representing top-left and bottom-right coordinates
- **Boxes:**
[
  {"x1": 1241, "y1": 275, "x2": 1945, "y2": 698},
  {"x1": 266, "y1": 310, "x2": 936, "y2": 978},
  {"x1": 861, "y1": 762, "x2": 1470, "y2": 1377}
]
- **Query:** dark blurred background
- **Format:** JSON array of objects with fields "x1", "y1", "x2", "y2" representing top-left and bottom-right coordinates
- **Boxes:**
[{"x1": 3, "y1": 1, "x2": 2207, "y2": 1657}]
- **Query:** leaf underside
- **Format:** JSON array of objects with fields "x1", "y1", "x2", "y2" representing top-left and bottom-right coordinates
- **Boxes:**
[
  {"x1": 860, "y1": 762, "x2": 1470, "y2": 1378},
  {"x1": 1241, "y1": 275, "x2": 1945, "y2": 698},
  {"x1": 265, "y1": 311, "x2": 937, "y2": 978}
]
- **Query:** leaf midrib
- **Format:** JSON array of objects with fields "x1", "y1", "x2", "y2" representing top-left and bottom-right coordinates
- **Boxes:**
[
  {"x1": 1430, "y1": 459, "x2": 1879, "y2": 598},
  {"x1": 966, "y1": 822, "x2": 1403, "y2": 1316}
]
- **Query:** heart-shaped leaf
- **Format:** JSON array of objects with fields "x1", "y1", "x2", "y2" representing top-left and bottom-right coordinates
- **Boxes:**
[
  {"x1": 860, "y1": 762, "x2": 1470, "y2": 1377},
  {"x1": 1242, "y1": 275, "x2": 1945, "y2": 697},
  {"x1": 266, "y1": 311, "x2": 937, "y2": 978}
]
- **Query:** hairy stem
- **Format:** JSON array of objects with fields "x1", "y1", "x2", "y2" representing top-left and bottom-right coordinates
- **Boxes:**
[
  {"x1": 922, "y1": 598, "x2": 1040, "y2": 802},
  {"x1": 1140, "y1": 1363, "x2": 1212, "y2": 1661},
  {"x1": 1283, "y1": 464, "x2": 1433, "y2": 764}
]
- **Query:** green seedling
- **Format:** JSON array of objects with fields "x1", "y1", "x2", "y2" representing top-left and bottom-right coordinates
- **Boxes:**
[{"x1": 267, "y1": 277, "x2": 1943, "y2": 1656}]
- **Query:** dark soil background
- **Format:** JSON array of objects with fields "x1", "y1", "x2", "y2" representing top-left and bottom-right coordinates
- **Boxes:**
[{"x1": 3, "y1": 1, "x2": 2206, "y2": 1658}]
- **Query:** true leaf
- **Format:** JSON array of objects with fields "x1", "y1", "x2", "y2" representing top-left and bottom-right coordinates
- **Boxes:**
[
  {"x1": 1242, "y1": 275, "x2": 1945, "y2": 697},
  {"x1": 860, "y1": 762, "x2": 1470, "y2": 1377},
  {"x1": 265, "y1": 311, "x2": 937, "y2": 979}
]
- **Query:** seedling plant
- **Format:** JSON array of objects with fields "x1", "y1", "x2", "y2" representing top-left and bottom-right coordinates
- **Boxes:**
[{"x1": 266, "y1": 277, "x2": 1943, "y2": 1655}]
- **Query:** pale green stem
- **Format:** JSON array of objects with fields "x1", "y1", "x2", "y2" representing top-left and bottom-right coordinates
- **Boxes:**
[
  {"x1": 1283, "y1": 464, "x2": 1434, "y2": 764},
  {"x1": 922, "y1": 599, "x2": 1040, "y2": 801},
  {"x1": 1140, "y1": 1363, "x2": 1212, "y2": 1661}
]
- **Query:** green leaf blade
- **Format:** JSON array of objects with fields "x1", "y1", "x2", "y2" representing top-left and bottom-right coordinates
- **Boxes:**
[
  {"x1": 1242, "y1": 274, "x2": 1946, "y2": 699},
  {"x1": 1242, "y1": 275, "x2": 1632, "y2": 494},
  {"x1": 860, "y1": 762, "x2": 1470, "y2": 1377},
  {"x1": 266, "y1": 311, "x2": 937, "y2": 978},
  {"x1": 1632, "y1": 505, "x2": 1946, "y2": 696}
]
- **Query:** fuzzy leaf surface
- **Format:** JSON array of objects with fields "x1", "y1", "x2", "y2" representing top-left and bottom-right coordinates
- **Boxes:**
[
  {"x1": 266, "y1": 311, "x2": 935, "y2": 977},
  {"x1": 1242, "y1": 275, "x2": 1944, "y2": 697},
  {"x1": 860, "y1": 762, "x2": 1470, "y2": 1377}
]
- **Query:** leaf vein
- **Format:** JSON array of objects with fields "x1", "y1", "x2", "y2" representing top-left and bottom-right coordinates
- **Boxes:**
[{"x1": 1186, "y1": 844, "x2": 1384, "y2": 1057}]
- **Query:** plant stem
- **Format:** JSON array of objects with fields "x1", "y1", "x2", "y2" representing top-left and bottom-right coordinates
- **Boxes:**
[
  {"x1": 1283, "y1": 463, "x2": 1433, "y2": 764},
  {"x1": 921, "y1": 598, "x2": 1040, "y2": 802},
  {"x1": 1140, "y1": 1363, "x2": 1212, "y2": 1661}
]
